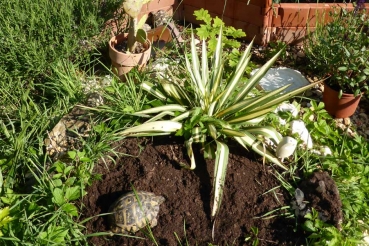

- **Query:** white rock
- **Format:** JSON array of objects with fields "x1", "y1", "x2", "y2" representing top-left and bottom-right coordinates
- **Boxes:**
[
  {"x1": 290, "y1": 120, "x2": 313, "y2": 149},
  {"x1": 344, "y1": 118, "x2": 351, "y2": 126},
  {"x1": 251, "y1": 67, "x2": 310, "y2": 93},
  {"x1": 276, "y1": 136, "x2": 298, "y2": 160}
]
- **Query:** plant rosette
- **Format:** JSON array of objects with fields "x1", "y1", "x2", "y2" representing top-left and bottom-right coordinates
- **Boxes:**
[{"x1": 117, "y1": 27, "x2": 320, "y2": 219}]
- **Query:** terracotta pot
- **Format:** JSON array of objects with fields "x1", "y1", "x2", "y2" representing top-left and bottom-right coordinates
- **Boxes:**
[
  {"x1": 323, "y1": 82, "x2": 361, "y2": 118},
  {"x1": 109, "y1": 33, "x2": 152, "y2": 80},
  {"x1": 147, "y1": 25, "x2": 172, "y2": 44}
]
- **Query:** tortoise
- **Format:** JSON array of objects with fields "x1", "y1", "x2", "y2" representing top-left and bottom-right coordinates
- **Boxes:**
[{"x1": 108, "y1": 191, "x2": 165, "y2": 233}]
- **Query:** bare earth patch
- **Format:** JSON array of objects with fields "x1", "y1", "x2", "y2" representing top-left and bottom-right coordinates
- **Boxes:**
[{"x1": 80, "y1": 136, "x2": 306, "y2": 245}]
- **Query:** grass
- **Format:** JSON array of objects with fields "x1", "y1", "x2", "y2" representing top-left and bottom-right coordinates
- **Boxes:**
[{"x1": 0, "y1": 0, "x2": 368, "y2": 245}]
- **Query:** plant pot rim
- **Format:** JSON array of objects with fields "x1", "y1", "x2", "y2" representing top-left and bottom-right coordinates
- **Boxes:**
[
  {"x1": 323, "y1": 81, "x2": 364, "y2": 97},
  {"x1": 109, "y1": 33, "x2": 151, "y2": 55}
]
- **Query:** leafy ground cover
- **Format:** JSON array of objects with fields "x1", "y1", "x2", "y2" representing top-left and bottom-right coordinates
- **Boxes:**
[{"x1": 0, "y1": 1, "x2": 369, "y2": 245}]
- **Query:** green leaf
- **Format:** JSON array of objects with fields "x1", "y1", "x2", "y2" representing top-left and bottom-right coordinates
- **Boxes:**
[
  {"x1": 228, "y1": 107, "x2": 275, "y2": 124},
  {"x1": 0, "y1": 207, "x2": 13, "y2": 227},
  {"x1": 303, "y1": 220, "x2": 316, "y2": 232},
  {"x1": 135, "y1": 28, "x2": 147, "y2": 44},
  {"x1": 338, "y1": 66, "x2": 348, "y2": 72},
  {"x1": 54, "y1": 161, "x2": 65, "y2": 173},
  {"x1": 219, "y1": 128, "x2": 246, "y2": 137},
  {"x1": 64, "y1": 166, "x2": 73, "y2": 175},
  {"x1": 52, "y1": 188, "x2": 65, "y2": 206},
  {"x1": 226, "y1": 28, "x2": 246, "y2": 38},
  {"x1": 204, "y1": 142, "x2": 216, "y2": 159},
  {"x1": 53, "y1": 173, "x2": 63, "y2": 179},
  {"x1": 65, "y1": 186, "x2": 81, "y2": 201},
  {"x1": 65, "y1": 177, "x2": 76, "y2": 186},
  {"x1": 62, "y1": 203, "x2": 78, "y2": 217},
  {"x1": 196, "y1": 26, "x2": 210, "y2": 39},
  {"x1": 189, "y1": 107, "x2": 203, "y2": 128},
  {"x1": 48, "y1": 226, "x2": 69, "y2": 243},
  {"x1": 67, "y1": 151, "x2": 77, "y2": 160},
  {"x1": 53, "y1": 179, "x2": 63, "y2": 187},
  {"x1": 194, "y1": 8, "x2": 211, "y2": 25},
  {"x1": 213, "y1": 17, "x2": 224, "y2": 28}
]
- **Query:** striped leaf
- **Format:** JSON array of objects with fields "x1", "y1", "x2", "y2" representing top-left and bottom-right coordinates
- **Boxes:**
[
  {"x1": 212, "y1": 140, "x2": 229, "y2": 217},
  {"x1": 244, "y1": 126, "x2": 283, "y2": 145},
  {"x1": 234, "y1": 49, "x2": 284, "y2": 104},
  {"x1": 141, "y1": 81, "x2": 166, "y2": 100},
  {"x1": 118, "y1": 121, "x2": 182, "y2": 136},
  {"x1": 235, "y1": 134, "x2": 287, "y2": 170},
  {"x1": 134, "y1": 104, "x2": 187, "y2": 115}
]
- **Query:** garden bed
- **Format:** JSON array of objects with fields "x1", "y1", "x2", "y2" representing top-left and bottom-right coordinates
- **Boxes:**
[{"x1": 81, "y1": 136, "x2": 304, "y2": 245}]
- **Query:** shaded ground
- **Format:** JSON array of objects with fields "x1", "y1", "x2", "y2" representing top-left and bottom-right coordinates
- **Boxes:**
[
  {"x1": 299, "y1": 171, "x2": 343, "y2": 229},
  {"x1": 80, "y1": 136, "x2": 306, "y2": 245}
]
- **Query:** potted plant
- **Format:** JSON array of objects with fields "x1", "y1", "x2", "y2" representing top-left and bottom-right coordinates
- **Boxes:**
[
  {"x1": 109, "y1": 0, "x2": 153, "y2": 80},
  {"x1": 304, "y1": 6, "x2": 369, "y2": 118}
]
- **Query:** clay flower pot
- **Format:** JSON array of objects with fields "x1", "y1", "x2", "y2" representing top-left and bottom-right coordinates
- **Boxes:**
[
  {"x1": 109, "y1": 33, "x2": 152, "y2": 81},
  {"x1": 323, "y1": 82, "x2": 361, "y2": 118}
]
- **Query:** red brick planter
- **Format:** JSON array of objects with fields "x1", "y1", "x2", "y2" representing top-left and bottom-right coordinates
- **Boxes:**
[{"x1": 178, "y1": 0, "x2": 369, "y2": 45}]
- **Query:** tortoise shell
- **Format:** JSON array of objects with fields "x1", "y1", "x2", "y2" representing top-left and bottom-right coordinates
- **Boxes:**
[{"x1": 108, "y1": 191, "x2": 165, "y2": 233}]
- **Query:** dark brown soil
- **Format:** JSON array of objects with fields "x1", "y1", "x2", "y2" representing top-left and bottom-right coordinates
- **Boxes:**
[
  {"x1": 299, "y1": 171, "x2": 343, "y2": 229},
  {"x1": 80, "y1": 136, "x2": 305, "y2": 245},
  {"x1": 115, "y1": 41, "x2": 146, "y2": 53}
]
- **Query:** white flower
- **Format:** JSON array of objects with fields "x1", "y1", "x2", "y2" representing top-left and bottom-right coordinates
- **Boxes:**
[
  {"x1": 276, "y1": 136, "x2": 298, "y2": 160},
  {"x1": 290, "y1": 120, "x2": 313, "y2": 149}
]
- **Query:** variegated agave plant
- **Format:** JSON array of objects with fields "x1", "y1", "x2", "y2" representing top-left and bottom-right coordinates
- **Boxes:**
[{"x1": 119, "y1": 28, "x2": 317, "y2": 217}]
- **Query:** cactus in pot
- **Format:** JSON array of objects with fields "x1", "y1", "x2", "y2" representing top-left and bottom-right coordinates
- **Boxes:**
[{"x1": 123, "y1": 0, "x2": 152, "y2": 53}]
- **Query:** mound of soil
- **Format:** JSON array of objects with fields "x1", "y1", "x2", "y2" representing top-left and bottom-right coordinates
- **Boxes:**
[
  {"x1": 80, "y1": 136, "x2": 305, "y2": 245},
  {"x1": 299, "y1": 171, "x2": 343, "y2": 229}
]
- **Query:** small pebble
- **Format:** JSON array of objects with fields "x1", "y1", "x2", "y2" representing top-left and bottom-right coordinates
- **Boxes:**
[
  {"x1": 296, "y1": 51, "x2": 305, "y2": 58},
  {"x1": 344, "y1": 118, "x2": 351, "y2": 126}
]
